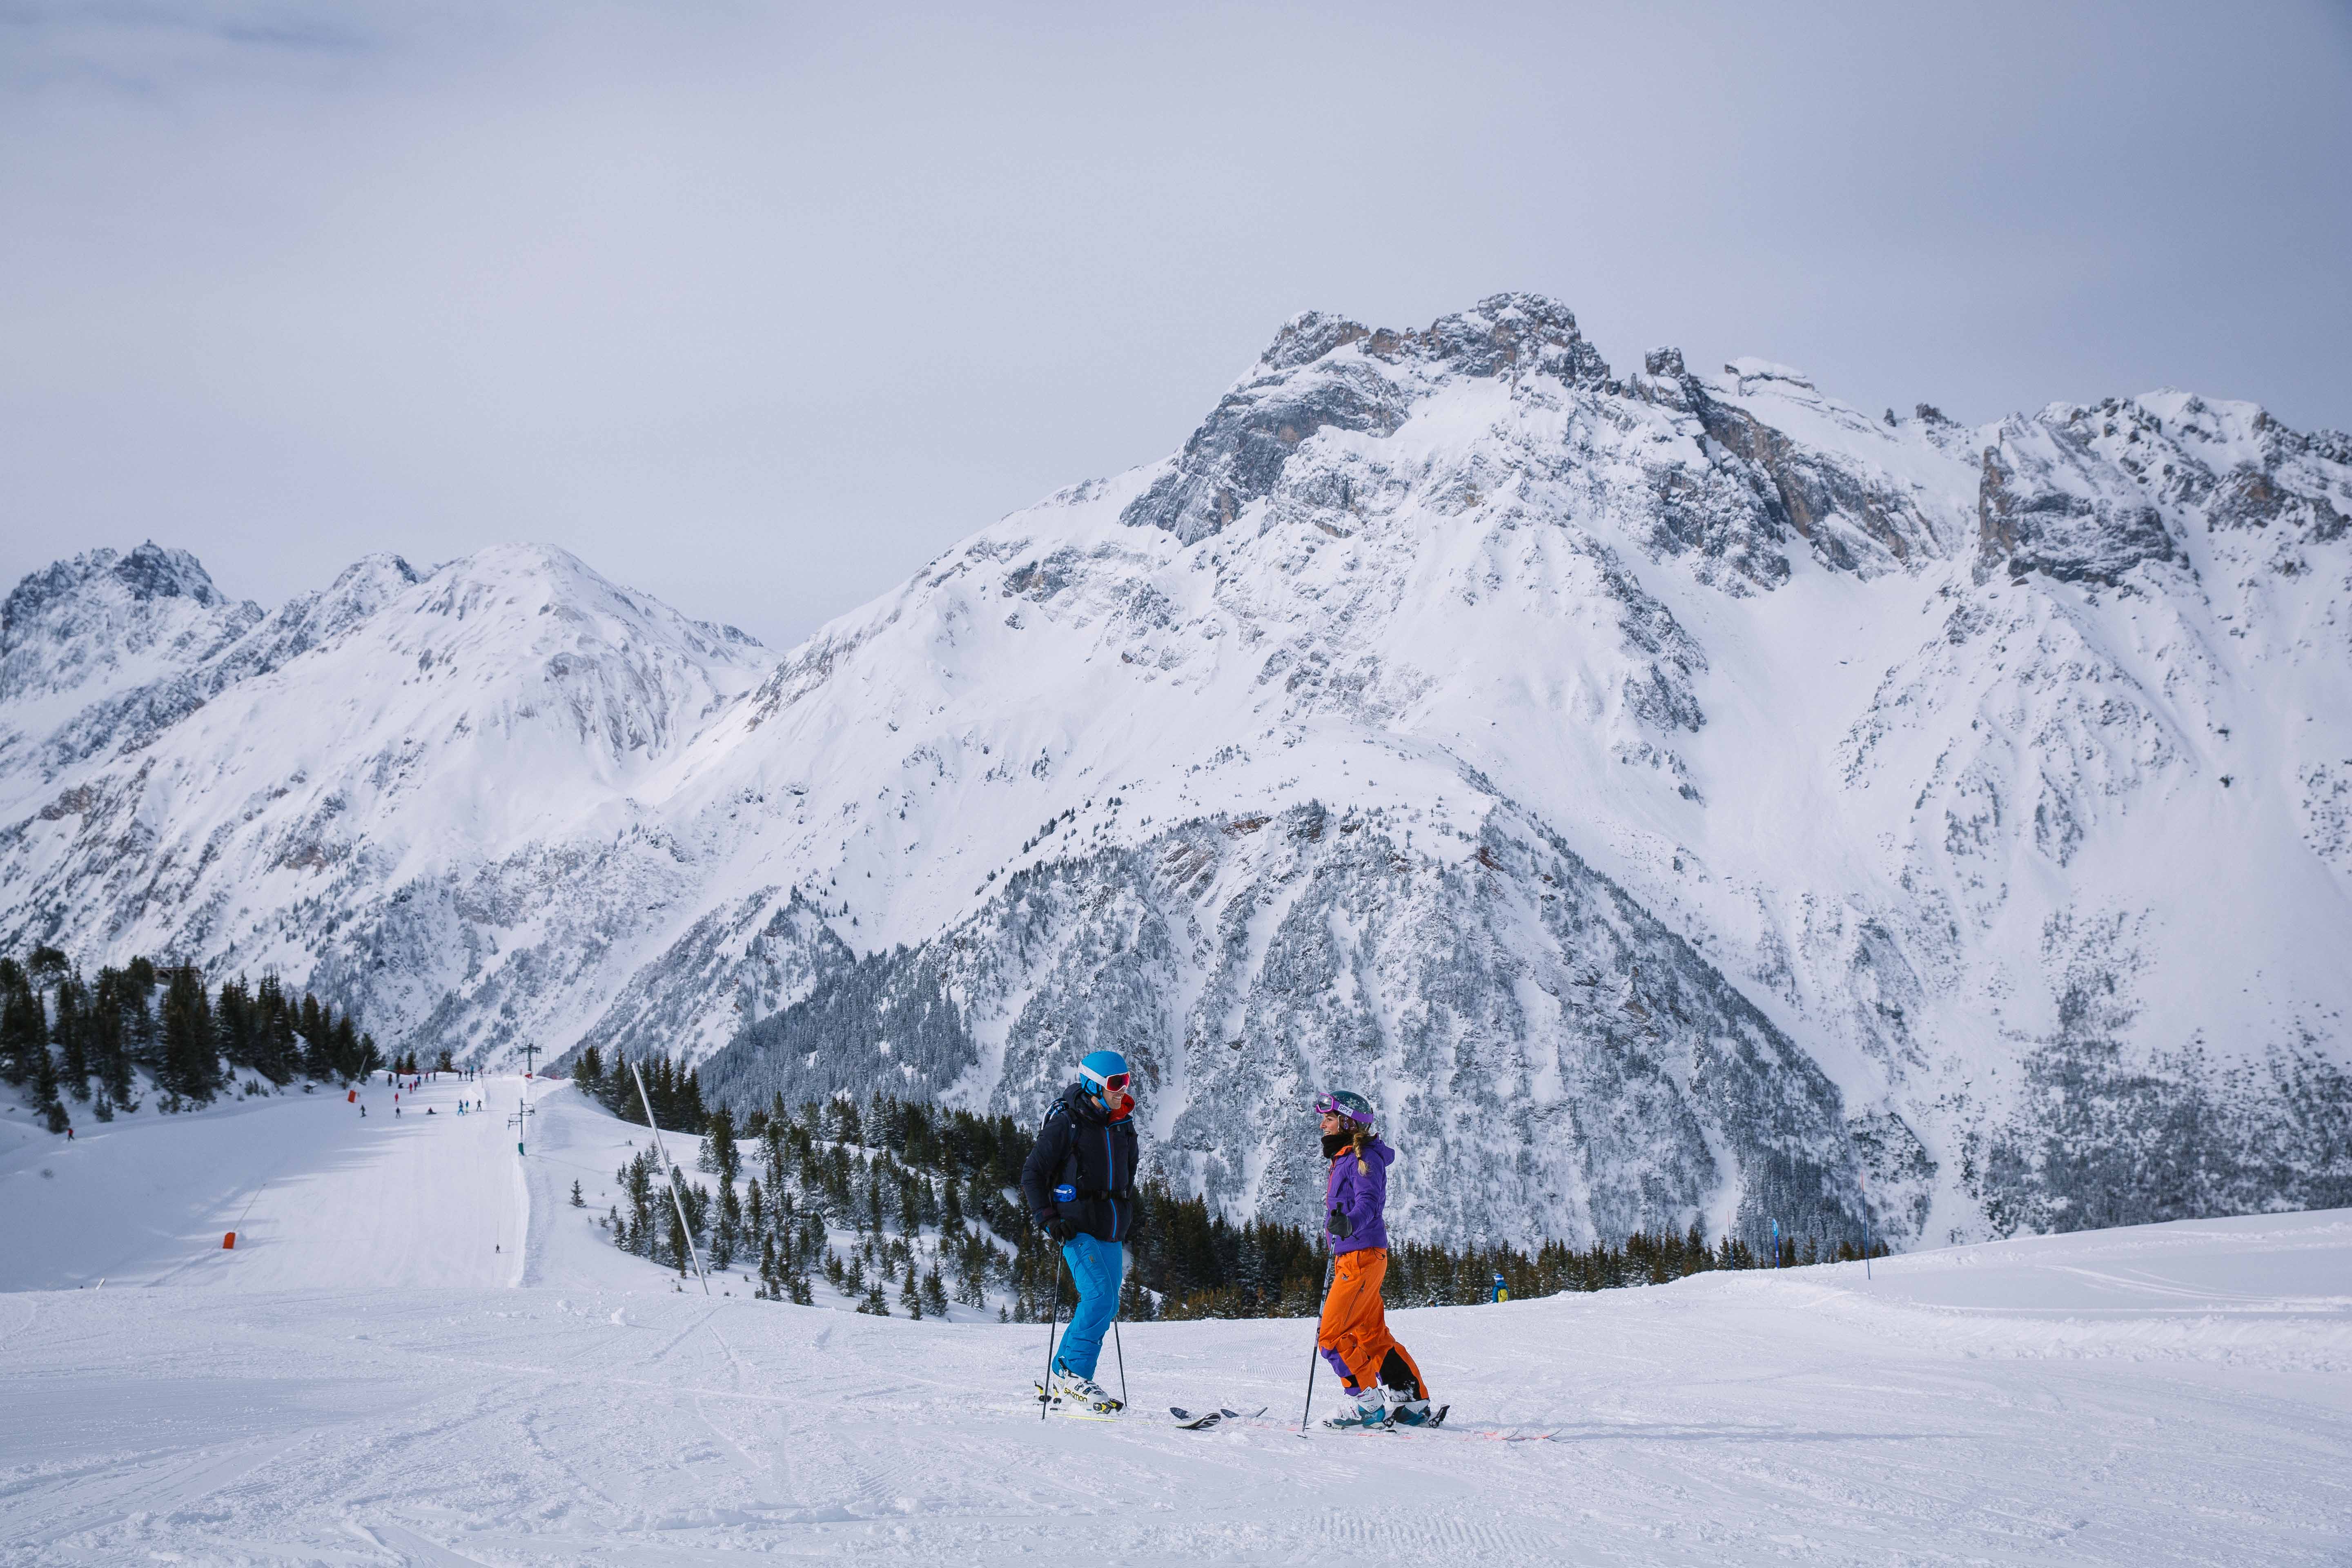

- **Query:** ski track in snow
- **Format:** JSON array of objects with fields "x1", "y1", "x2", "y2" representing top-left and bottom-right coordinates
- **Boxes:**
[{"x1": 3, "y1": 1079, "x2": 2348, "y2": 1565}]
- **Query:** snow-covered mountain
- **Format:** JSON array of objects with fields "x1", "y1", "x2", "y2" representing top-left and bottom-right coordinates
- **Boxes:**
[{"x1": 5, "y1": 295, "x2": 2349, "y2": 1251}]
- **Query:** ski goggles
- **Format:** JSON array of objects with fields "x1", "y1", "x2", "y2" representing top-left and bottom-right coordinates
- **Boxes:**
[
  {"x1": 1082, "y1": 1071, "x2": 1131, "y2": 1095},
  {"x1": 1312, "y1": 1094, "x2": 1360, "y2": 1119}
]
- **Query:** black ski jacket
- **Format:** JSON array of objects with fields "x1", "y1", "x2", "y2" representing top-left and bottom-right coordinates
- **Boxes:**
[{"x1": 1020, "y1": 1082, "x2": 1140, "y2": 1244}]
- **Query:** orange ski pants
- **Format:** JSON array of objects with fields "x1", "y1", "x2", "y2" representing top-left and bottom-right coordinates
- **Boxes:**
[{"x1": 1316, "y1": 1247, "x2": 1426, "y2": 1398}]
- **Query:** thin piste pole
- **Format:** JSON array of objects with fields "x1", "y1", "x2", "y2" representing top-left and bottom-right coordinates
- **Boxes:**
[
  {"x1": 1298, "y1": 1251, "x2": 1336, "y2": 1434},
  {"x1": 629, "y1": 1060, "x2": 710, "y2": 1295},
  {"x1": 1038, "y1": 1250, "x2": 1067, "y2": 1421}
]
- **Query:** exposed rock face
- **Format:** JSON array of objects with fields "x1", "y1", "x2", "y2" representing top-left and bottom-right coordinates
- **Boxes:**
[
  {"x1": 0, "y1": 543, "x2": 258, "y2": 710},
  {"x1": 1121, "y1": 294, "x2": 1613, "y2": 546},
  {"x1": 4, "y1": 300, "x2": 2349, "y2": 1251},
  {"x1": 704, "y1": 803, "x2": 1865, "y2": 1246}
]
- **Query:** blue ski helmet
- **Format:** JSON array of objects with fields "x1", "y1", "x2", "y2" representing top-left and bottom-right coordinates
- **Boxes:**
[
  {"x1": 1314, "y1": 1089, "x2": 1375, "y2": 1126},
  {"x1": 1077, "y1": 1049, "x2": 1131, "y2": 1096}
]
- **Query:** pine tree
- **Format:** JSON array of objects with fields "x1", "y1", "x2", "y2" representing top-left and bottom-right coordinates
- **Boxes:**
[
  {"x1": 31, "y1": 1013, "x2": 62, "y2": 1124},
  {"x1": 921, "y1": 1264, "x2": 949, "y2": 1318},
  {"x1": 700, "y1": 1105, "x2": 740, "y2": 1185},
  {"x1": 621, "y1": 1152, "x2": 655, "y2": 1254},
  {"x1": 570, "y1": 1179, "x2": 585, "y2": 1208},
  {"x1": 898, "y1": 1171, "x2": 924, "y2": 1236},
  {"x1": 297, "y1": 993, "x2": 328, "y2": 1077},
  {"x1": 254, "y1": 975, "x2": 298, "y2": 1082},
  {"x1": 0, "y1": 964, "x2": 39, "y2": 1087},
  {"x1": 159, "y1": 962, "x2": 220, "y2": 1102},
  {"x1": 215, "y1": 976, "x2": 255, "y2": 1074},
  {"x1": 89, "y1": 968, "x2": 134, "y2": 1105},
  {"x1": 712, "y1": 1181, "x2": 741, "y2": 1271},
  {"x1": 859, "y1": 1278, "x2": 890, "y2": 1316},
  {"x1": 53, "y1": 974, "x2": 91, "y2": 1101},
  {"x1": 329, "y1": 1014, "x2": 360, "y2": 1081}
]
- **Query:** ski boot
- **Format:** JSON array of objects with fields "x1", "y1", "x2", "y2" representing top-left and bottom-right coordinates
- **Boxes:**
[
  {"x1": 1321, "y1": 1387, "x2": 1391, "y2": 1432},
  {"x1": 1050, "y1": 1365, "x2": 1123, "y2": 1414},
  {"x1": 1386, "y1": 1388, "x2": 1439, "y2": 1428}
]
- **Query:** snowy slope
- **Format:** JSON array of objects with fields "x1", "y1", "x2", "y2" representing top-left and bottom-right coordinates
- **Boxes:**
[
  {"x1": 2, "y1": 1084, "x2": 2346, "y2": 1566},
  {"x1": 0, "y1": 1074, "x2": 527, "y2": 1294},
  {"x1": 4, "y1": 296, "x2": 2350, "y2": 1252}
]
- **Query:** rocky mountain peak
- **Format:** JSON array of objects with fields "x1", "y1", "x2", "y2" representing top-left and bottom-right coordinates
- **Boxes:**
[
  {"x1": 0, "y1": 543, "x2": 259, "y2": 709},
  {"x1": 1258, "y1": 292, "x2": 1608, "y2": 383},
  {"x1": 2, "y1": 543, "x2": 222, "y2": 648},
  {"x1": 1125, "y1": 293, "x2": 1615, "y2": 545}
]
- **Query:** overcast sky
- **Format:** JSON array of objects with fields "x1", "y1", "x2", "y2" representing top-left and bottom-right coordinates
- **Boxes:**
[{"x1": 4, "y1": 2, "x2": 2348, "y2": 648}]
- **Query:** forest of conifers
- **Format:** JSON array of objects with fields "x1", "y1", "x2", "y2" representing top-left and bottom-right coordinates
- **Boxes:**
[
  {"x1": 0, "y1": 947, "x2": 381, "y2": 1131},
  {"x1": 567, "y1": 1053, "x2": 1885, "y2": 1320}
]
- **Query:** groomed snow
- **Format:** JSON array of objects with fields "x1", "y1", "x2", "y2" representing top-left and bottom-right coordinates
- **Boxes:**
[{"x1": 3, "y1": 1080, "x2": 2347, "y2": 1564}]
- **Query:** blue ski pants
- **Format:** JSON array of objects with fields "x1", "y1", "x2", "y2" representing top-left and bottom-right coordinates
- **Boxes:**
[{"x1": 1055, "y1": 1233, "x2": 1124, "y2": 1381}]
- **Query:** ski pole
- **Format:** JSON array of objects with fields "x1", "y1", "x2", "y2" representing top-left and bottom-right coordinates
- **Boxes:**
[
  {"x1": 1038, "y1": 1248, "x2": 1067, "y2": 1421},
  {"x1": 1112, "y1": 1318, "x2": 1127, "y2": 1410},
  {"x1": 1299, "y1": 1251, "x2": 1335, "y2": 1434}
]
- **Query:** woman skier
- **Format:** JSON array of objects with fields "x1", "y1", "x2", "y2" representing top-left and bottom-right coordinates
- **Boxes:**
[
  {"x1": 1020, "y1": 1049, "x2": 1140, "y2": 1413},
  {"x1": 1314, "y1": 1090, "x2": 1436, "y2": 1430}
]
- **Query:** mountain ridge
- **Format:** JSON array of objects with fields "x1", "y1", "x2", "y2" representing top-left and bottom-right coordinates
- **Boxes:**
[{"x1": 4, "y1": 294, "x2": 2348, "y2": 1251}]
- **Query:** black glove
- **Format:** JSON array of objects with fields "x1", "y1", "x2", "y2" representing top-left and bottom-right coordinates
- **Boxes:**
[
  {"x1": 1042, "y1": 1213, "x2": 1078, "y2": 1243},
  {"x1": 1327, "y1": 1205, "x2": 1353, "y2": 1240}
]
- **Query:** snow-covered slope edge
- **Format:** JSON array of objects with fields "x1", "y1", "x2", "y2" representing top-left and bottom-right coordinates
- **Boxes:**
[{"x1": 4, "y1": 295, "x2": 2349, "y2": 1252}]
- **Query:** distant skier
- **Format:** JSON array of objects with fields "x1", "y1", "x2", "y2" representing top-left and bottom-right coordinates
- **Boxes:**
[
  {"x1": 1020, "y1": 1049, "x2": 1140, "y2": 1413},
  {"x1": 1314, "y1": 1090, "x2": 1434, "y2": 1430}
]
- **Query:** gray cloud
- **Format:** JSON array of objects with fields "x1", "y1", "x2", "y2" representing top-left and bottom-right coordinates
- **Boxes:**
[{"x1": 4, "y1": 0, "x2": 2348, "y2": 646}]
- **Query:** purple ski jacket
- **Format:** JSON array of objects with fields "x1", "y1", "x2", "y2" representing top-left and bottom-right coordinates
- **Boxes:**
[{"x1": 1325, "y1": 1136, "x2": 1394, "y2": 1254}]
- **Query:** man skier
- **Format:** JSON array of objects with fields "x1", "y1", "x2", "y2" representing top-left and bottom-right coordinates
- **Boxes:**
[
  {"x1": 1314, "y1": 1089, "x2": 1435, "y2": 1430},
  {"x1": 1020, "y1": 1049, "x2": 1140, "y2": 1413}
]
